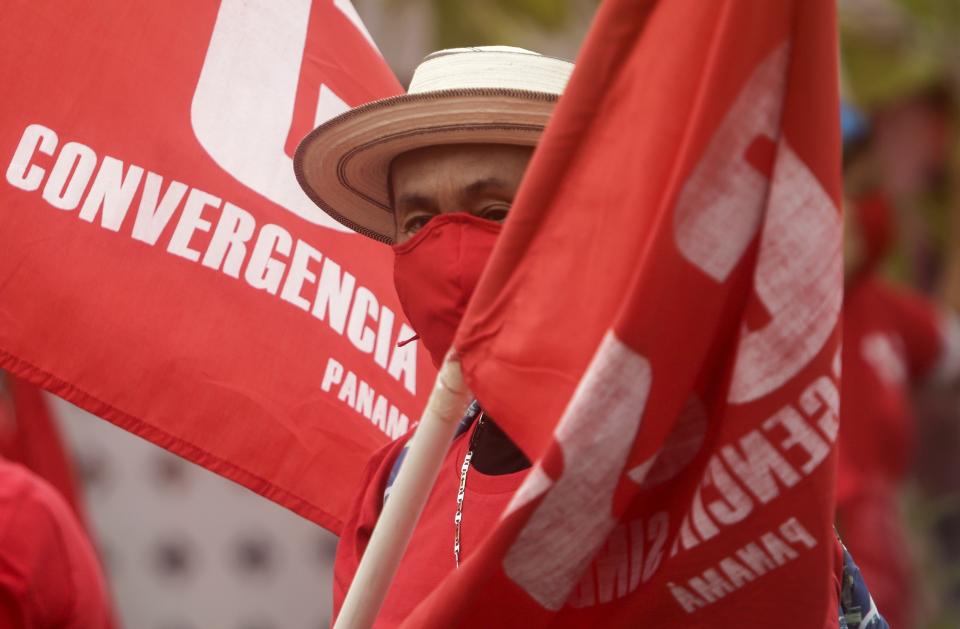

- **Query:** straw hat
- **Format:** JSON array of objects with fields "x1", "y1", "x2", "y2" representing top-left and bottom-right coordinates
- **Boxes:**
[{"x1": 294, "y1": 46, "x2": 574, "y2": 243}]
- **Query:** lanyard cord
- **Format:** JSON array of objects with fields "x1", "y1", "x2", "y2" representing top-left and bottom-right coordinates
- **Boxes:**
[{"x1": 454, "y1": 411, "x2": 484, "y2": 568}]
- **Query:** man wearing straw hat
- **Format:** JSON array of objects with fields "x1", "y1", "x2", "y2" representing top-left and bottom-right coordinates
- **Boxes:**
[
  {"x1": 296, "y1": 46, "x2": 555, "y2": 625},
  {"x1": 295, "y1": 46, "x2": 887, "y2": 628}
]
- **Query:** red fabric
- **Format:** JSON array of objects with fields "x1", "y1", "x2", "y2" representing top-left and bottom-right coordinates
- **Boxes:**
[
  {"x1": 837, "y1": 488, "x2": 912, "y2": 629},
  {"x1": 402, "y1": 0, "x2": 843, "y2": 626},
  {"x1": 853, "y1": 193, "x2": 895, "y2": 275},
  {"x1": 333, "y1": 421, "x2": 526, "y2": 627},
  {"x1": 837, "y1": 278, "x2": 943, "y2": 504},
  {"x1": 0, "y1": 388, "x2": 15, "y2": 461},
  {"x1": 0, "y1": 377, "x2": 87, "y2": 524},
  {"x1": 0, "y1": 2, "x2": 431, "y2": 533},
  {"x1": 0, "y1": 459, "x2": 114, "y2": 629},
  {"x1": 337, "y1": 429, "x2": 850, "y2": 629},
  {"x1": 393, "y1": 214, "x2": 502, "y2": 368},
  {"x1": 837, "y1": 277, "x2": 945, "y2": 629}
]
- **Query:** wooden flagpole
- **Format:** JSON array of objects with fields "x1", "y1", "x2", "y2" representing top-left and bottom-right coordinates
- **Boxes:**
[{"x1": 333, "y1": 352, "x2": 472, "y2": 629}]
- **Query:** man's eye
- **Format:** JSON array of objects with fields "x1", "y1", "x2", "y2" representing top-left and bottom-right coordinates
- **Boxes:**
[
  {"x1": 404, "y1": 214, "x2": 433, "y2": 234},
  {"x1": 482, "y1": 205, "x2": 510, "y2": 223}
]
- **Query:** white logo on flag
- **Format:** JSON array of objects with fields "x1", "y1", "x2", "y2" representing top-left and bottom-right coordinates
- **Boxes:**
[
  {"x1": 727, "y1": 141, "x2": 842, "y2": 403},
  {"x1": 673, "y1": 44, "x2": 789, "y2": 283},
  {"x1": 191, "y1": 0, "x2": 366, "y2": 229},
  {"x1": 673, "y1": 42, "x2": 841, "y2": 404},
  {"x1": 502, "y1": 332, "x2": 651, "y2": 611}
]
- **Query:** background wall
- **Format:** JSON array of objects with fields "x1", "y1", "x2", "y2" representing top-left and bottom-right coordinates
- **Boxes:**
[{"x1": 50, "y1": 396, "x2": 338, "y2": 629}]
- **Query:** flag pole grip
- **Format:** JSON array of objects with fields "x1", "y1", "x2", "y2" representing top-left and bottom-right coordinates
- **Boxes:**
[{"x1": 334, "y1": 352, "x2": 472, "y2": 629}]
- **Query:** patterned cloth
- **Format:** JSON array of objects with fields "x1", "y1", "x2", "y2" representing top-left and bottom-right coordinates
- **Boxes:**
[{"x1": 839, "y1": 540, "x2": 889, "y2": 629}]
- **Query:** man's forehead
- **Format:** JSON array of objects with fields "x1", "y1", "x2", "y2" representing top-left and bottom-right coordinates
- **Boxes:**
[
  {"x1": 393, "y1": 178, "x2": 514, "y2": 205},
  {"x1": 389, "y1": 145, "x2": 533, "y2": 219},
  {"x1": 391, "y1": 143, "x2": 533, "y2": 187}
]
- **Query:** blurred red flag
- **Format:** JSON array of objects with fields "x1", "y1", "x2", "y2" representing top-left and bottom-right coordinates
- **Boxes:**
[
  {"x1": 415, "y1": 0, "x2": 843, "y2": 625},
  {"x1": 0, "y1": 375, "x2": 86, "y2": 523},
  {"x1": 0, "y1": 1, "x2": 432, "y2": 533},
  {"x1": 0, "y1": 374, "x2": 119, "y2": 627}
]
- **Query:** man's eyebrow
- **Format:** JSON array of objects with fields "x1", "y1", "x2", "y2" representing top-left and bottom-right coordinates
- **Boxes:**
[
  {"x1": 464, "y1": 177, "x2": 512, "y2": 196},
  {"x1": 394, "y1": 193, "x2": 438, "y2": 211}
]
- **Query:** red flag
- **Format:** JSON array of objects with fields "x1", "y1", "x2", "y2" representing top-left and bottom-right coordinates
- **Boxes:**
[
  {"x1": 0, "y1": 1, "x2": 433, "y2": 533},
  {"x1": 411, "y1": 0, "x2": 843, "y2": 625}
]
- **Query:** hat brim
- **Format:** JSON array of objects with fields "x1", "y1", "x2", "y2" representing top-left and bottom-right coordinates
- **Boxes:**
[{"x1": 294, "y1": 88, "x2": 558, "y2": 244}]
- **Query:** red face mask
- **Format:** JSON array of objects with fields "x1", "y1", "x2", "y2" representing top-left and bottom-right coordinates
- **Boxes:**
[{"x1": 393, "y1": 213, "x2": 502, "y2": 368}]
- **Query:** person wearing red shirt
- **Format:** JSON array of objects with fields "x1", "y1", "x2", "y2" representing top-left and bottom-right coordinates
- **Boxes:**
[
  {"x1": 295, "y1": 46, "x2": 568, "y2": 626},
  {"x1": 334, "y1": 401, "x2": 525, "y2": 625},
  {"x1": 838, "y1": 190, "x2": 960, "y2": 629},
  {"x1": 296, "y1": 47, "x2": 889, "y2": 629},
  {"x1": 0, "y1": 458, "x2": 114, "y2": 628}
]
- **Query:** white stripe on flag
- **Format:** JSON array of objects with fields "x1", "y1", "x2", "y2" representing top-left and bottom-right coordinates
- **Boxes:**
[{"x1": 503, "y1": 331, "x2": 651, "y2": 611}]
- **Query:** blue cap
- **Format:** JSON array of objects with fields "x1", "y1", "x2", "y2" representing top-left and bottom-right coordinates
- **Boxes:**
[{"x1": 841, "y1": 102, "x2": 869, "y2": 146}]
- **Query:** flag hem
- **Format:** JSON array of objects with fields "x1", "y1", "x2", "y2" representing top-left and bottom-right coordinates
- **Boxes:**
[{"x1": 0, "y1": 349, "x2": 343, "y2": 534}]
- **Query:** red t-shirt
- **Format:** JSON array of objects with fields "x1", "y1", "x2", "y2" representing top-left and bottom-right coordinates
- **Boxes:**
[
  {"x1": 0, "y1": 459, "x2": 114, "y2": 629},
  {"x1": 336, "y1": 419, "x2": 859, "y2": 627},
  {"x1": 333, "y1": 420, "x2": 526, "y2": 628},
  {"x1": 838, "y1": 277, "x2": 947, "y2": 505},
  {"x1": 838, "y1": 276, "x2": 953, "y2": 629}
]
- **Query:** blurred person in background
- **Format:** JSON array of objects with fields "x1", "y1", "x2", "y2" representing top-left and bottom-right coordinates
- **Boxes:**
[
  {"x1": 0, "y1": 458, "x2": 115, "y2": 628},
  {"x1": 0, "y1": 374, "x2": 115, "y2": 628},
  {"x1": 837, "y1": 104, "x2": 960, "y2": 629},
  {"x1": 840, "y1": 4, "x2": 960, "y2": 619},
  {"x1": 0, "y1": 373, "x2": 88, "y2": 523}
]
